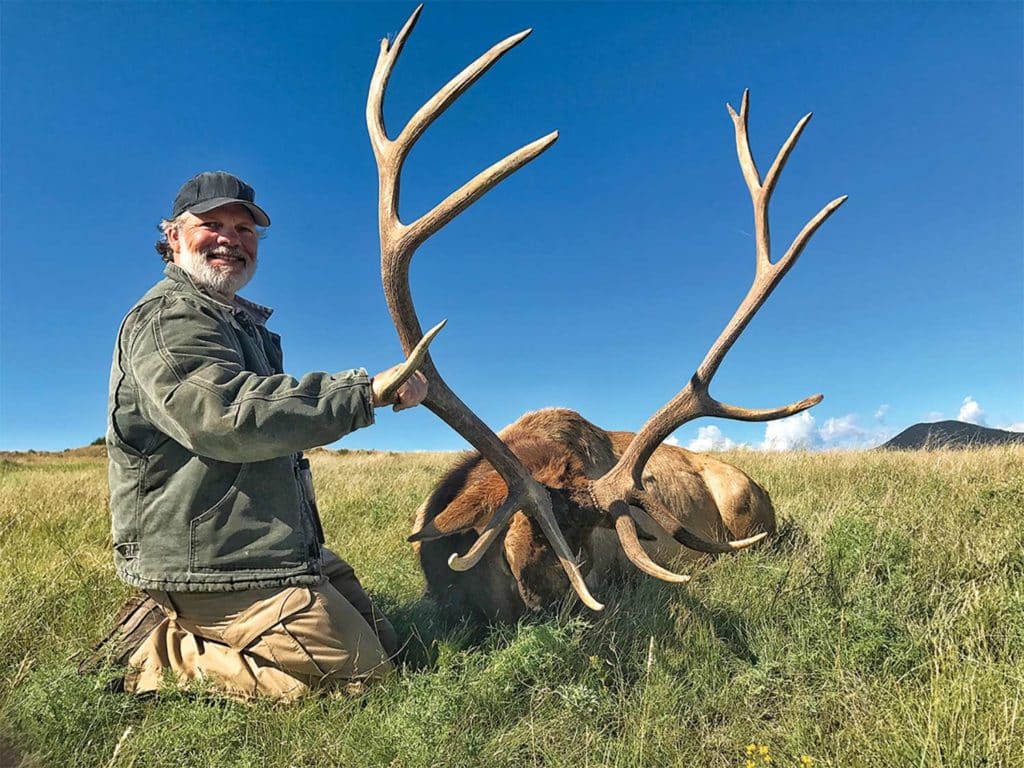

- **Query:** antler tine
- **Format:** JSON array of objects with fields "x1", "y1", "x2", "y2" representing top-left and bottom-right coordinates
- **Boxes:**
[
  {"x1": 631, "y1": 491, "x2": 769, "y2": 553},
  {"x1": 367, "y1": 7, "x2": 603, "y2": 612},
  {"x1": 367, "y1": 5, "x2": 423, "y2": 154},
  {"x1": 375, "y1": 318, "x2": 447, "y2": 404},
  {"x1": 409, "y1": 131, "x2": 558, "y2": 250},
  {"x1": 609, "y1": 501, "x2": 691, "y2": 583},
  {"x1": 398, "y1": 28, "x2": 533, "y2": 156},
  {"x1": 368, "y1": 6, "x2": 549, "y2": 251},
  {"x1": 446, "y1": 496, "x2": 521, "y2": 571},
  {"x1": 727, "y1": 91, "x2": 762, "y2": 218},
  {"x1": 592, "y1": 92, "x2": 846, "y2": 545}
]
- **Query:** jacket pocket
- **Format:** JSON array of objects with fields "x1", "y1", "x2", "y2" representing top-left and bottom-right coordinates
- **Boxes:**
[
  {"x1": 187, "y1": 460, "x2": 308, "y2": 573},
  {"x1": 187, "y1": 462, "x2": 250, "y2": 571}
]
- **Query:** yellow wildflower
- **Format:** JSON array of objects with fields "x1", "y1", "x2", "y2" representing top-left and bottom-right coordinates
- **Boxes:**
[
  {"x1": 746, "y1": 744, "x2": 757, "y2": 755},
  {"x1": 800, "y1": 757, "x2": 814, "y2": 766}
]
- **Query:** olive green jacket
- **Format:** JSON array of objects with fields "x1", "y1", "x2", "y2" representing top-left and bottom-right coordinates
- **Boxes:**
[{"x1": 107, "y1": 264, "x2": 375, "y2": 592}]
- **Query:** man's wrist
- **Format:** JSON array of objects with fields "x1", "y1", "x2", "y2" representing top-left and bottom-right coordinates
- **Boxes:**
[{"x1": 370, "y1": 375, "x2": 395, "y2": 408}]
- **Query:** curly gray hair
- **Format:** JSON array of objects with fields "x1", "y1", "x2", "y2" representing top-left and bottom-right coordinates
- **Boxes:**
[{"x1": 154, "y1": 213, "x2": 189, "y2": 263}]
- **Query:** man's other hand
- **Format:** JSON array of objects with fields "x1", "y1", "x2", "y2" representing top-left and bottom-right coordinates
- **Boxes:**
[{"x1": 371, "y1": 367, "x2": 428, "y2": 412}]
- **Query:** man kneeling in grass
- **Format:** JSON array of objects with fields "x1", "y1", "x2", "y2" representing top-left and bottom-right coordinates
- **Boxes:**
[{"x1": 92, "y1": 172, "x2": 427, "y2": 701}]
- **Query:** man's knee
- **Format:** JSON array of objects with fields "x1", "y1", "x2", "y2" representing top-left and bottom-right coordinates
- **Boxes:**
[
  {"x1": 257, "y1": 584, "x2": 392, "y2": 683},
  {"x1": 129, "y1": 585, "x2": 392, "y2": 699}
]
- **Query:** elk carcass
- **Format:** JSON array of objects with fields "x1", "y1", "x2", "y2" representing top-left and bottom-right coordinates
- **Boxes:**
[
  {"x1": 410, "y1": 408, "x2": 776, "y2": 623},
  {"x1": 366, "y1": 6, "x2": 845, "y2": 620}
]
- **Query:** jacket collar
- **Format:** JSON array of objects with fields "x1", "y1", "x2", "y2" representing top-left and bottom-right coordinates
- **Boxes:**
[{"x1": 163, "y1": 263, "x2": 274, "y2": 324}]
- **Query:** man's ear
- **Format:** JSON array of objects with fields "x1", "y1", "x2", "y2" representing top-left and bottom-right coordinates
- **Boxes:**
[{"x1": 167, "y1": 223, "x2": 182, "y2": 259}]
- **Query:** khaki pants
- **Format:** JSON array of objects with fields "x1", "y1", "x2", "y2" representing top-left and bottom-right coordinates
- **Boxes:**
[{"x1": 126, "y1": 550, "x2": 397, "y2": 701}]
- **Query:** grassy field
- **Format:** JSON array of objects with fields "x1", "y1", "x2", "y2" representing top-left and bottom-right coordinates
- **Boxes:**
[{"x1": 0, "y1": 445, "x2": 1021, "y2": 767}]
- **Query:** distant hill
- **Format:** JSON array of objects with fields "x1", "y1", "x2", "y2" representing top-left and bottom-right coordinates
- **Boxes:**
[{"x1": 880, "y1": 420, "x2": 1024, "y2": 450}]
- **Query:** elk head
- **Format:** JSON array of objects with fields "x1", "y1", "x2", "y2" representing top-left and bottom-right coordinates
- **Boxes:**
[{"x1": 366, "y1": 5, "x2": 846, "y2": 613}]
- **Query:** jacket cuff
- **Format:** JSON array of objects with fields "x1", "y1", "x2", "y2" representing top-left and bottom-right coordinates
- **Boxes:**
[{"x1": 333, "y1": 367, "x2": 375, "y2": 428}]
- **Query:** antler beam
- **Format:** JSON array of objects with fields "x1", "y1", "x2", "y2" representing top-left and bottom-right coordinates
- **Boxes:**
[
  {"x1": 591, "y1": 90, "x2": 847, "y2": 535},
  {"x1": 367, "y1": 5, "x2": 603, "y2": 611}
]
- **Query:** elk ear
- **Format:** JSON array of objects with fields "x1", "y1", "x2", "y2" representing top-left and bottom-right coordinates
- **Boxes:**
[
  {"x1": 408, "y1": 520, "x2": 451, "y2": 543},
  {"x1": 407, "y1": 509, "x2": 481, "y2": 543},
  {"x1": 407, "y1": 486, "x2": 501, "y2": 542}
]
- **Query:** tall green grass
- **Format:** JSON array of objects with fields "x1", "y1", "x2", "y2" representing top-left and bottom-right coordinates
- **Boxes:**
[{"x1": 1, "y1": 446, "x2": 1021, "y2": 767}]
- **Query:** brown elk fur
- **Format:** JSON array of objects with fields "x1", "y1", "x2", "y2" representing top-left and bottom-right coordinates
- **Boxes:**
[{"x1": 411, "y1": 408, "x2": 775, "y2": 623}]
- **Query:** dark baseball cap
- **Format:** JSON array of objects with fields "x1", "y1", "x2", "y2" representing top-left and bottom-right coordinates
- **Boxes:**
[{"x1": 171, "y1": 171, "x2": 271, "y2": 226}]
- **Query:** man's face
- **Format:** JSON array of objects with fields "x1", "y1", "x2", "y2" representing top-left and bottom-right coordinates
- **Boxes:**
[{"x1": 169, "y1": 204, "x2": 259, "y2": 297}]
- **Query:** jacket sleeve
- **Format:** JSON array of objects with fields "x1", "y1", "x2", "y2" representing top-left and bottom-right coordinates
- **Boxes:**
[{"x1": 129, "y1": 295, "x2": 375, "y2": 462}]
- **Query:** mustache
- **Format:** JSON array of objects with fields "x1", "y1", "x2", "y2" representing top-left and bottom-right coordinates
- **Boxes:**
[{"x1": 201, "y1": 245, "x2": 247, "y2": 262}]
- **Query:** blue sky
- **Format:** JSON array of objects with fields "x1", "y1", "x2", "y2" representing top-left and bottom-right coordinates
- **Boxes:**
[{"x1": 1, "y1": 1, "x2": 1021, "y2": 452}]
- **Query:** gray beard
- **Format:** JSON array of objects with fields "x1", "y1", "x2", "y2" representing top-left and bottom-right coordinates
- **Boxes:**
[{"x1": 177, "y1": 243, "x2": 255, "y2": 297}]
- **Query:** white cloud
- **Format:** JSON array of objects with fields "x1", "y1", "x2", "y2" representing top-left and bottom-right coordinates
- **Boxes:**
[
  {"x1": 663, "y1": 435, "x2": 680, "y2": 446},
  {"x1": 925, "y1": 410, "x2": 944, "y2": 422},
  {"x1": 761, "y1": 412, "x2": 819, "y2": 451},
  {"x1": 958, "y1": 396, "x2": 986, "y2": 425},
  {"x1": 687, "y1": 425, "x2": 740, "y2": 451},
  {"x1": 826, "y1": 414, "x2": 896, "y2": 449},
  {"x1": 874, "y1": 404, "x2": 890, "y2": 421},
  {"x1": 999, "y1": 421, "x2": 1024, "y2": 433},
  {"x1": 758, "y1": 411, "x2": 895, "y2": 451},
  {"x1": 821, "y1": 414, "x2": 860, "y2": 442}
]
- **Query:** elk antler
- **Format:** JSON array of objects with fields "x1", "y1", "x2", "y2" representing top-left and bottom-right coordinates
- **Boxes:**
[
  {"x1": 420, "y1": 87, "x2": 846, "y2": 584},
  {"x1": 590, "y1": 90, "x2": 847, "y2": 576},
  {"x1": 367, "y1": 5, "x2": 604, "y2": 611}
]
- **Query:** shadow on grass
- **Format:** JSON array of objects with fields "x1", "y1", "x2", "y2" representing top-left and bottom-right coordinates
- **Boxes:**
[
  {"x1": 767, "y1": 517, "x2": 811, "y2": 555},
  {"x1": 676, "y1": 592, "x2": 758, "y2": 665},
  {"x1": 370, "y1": 591, "x2": 486, "y2": 673},
  {"x1": 601, "y1": 558, "x2": 764, "y2": 667},
  {"x1": 0, "y1": 734, "x2": 22, "y2": 768}
]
